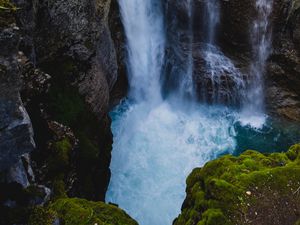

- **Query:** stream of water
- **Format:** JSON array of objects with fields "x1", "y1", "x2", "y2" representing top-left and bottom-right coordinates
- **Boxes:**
[
  {"x1": 241, "y1": 0, "x2": 273, "y2": 126},
  {"x1": 106, "y1": 1, "x2": 299, "y2": 225}
]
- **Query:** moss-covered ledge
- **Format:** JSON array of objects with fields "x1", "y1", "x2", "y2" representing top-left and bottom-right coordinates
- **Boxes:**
[
  {"x1": 174, "y1": 144, "x2": 300, "y2": 225},
  {"x1": 29, "y1": 198, "x2": 138, "y2": 225}
]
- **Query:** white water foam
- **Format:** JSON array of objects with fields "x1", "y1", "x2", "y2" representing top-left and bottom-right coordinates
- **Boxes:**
[
  {"x1": 238, "y1": 111, "x2": 267, "y2": 130},
  {"x1": 107, "y1": 100, "x2": 237, "y2": 225}
]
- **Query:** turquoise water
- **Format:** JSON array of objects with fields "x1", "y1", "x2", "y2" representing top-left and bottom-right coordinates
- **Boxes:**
[
  {"x1": 106, "y1": 98, "x2": 300, "y2": 225},
  {"x1": 234, "y1": 117, "x2": 300, "y2": 155}
]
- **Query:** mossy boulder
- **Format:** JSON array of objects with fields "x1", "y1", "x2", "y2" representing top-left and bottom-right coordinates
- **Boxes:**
[
  {"x1": 175, "y1": 144, "x2": 300, "y2": 225},
  {"x1": 43, "y1": 198, "x2": 138, "y2": 225},
  {"x1": 28, "y1": 206, "x2": 57, "y2": 225}
]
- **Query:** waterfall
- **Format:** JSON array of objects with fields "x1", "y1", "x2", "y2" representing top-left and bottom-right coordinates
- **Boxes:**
[
  {"x1": 240, "y1": 0, "x2": 273, "y2": 127},
  {"x1": 202, "y1": 46, "x2": 246, "y2": 104},
  {"x1": 179, "y1": 0, "x2": 195, "y2": 100},
  {"x1": 205, "y1": 0, "x2": 220, "y2": 45},
  {"x1": 106, "y1": 0, "x2": 276, "y2": 224},
  {"x1": 119, "y1": 0, "x2": 165, "y2": 104},
  {"x1": 246, "y1": 0, "x2": 273, "y2": 112},
  {"x1": 107, "y1": 1, "x2": 237, "y2": 224},
  {"x1": 200, "y1": 0, "x2": 246, "y2": 105}
]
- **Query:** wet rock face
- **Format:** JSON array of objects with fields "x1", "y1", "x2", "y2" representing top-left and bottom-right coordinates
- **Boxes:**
[
  {"x1": 217, "y1": 0, "x2": 300, "y2": 121},
  {"x1": 265, "y1": 0, "x2": 300, "y2": 121},
  {"x1": 166, "y1": 0, "x2": 300, "y2": 121},
  {"x1": 9, "y1": 0, "x2": 123, "y2": 201},
  {"x1": 164, "y1": 0, "x2": 247, "y2": 105},
  {"x1": 219, "y1": 0, "x2": 257, "y2": 51},
  {"x1": 108, "y1": 0, "x2": 128, "y2": 106},
  {"x1": 0, "y1": 26, "x2": 35, "y2": 171},
  {"x1": 15, "y1": 0, "x2": 119, "y2": 118},
  {"x1": 291, "y1": 1, "x2": 300, "y2": 48},
  {"x1": 1, "y1": 1, "x2": 128, "y2": 222},
  {"x1": 218, "y1": 0, "x2": 286, "y2": 50}
]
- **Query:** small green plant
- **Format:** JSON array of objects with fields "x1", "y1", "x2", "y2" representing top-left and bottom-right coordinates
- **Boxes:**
[{"x1": 0, "y1": 0, "x2": 17, "y2": 11}]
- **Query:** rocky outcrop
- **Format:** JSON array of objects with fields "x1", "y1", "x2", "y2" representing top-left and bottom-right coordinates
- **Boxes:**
[
  {"x1": 175, "y1": 144, "x2": 300, "y2": 225},
  {"x1": 108, "y1": 0, "x2": 128, "y2": 106},
  {"x1": 29, "y1": 198, "x2": 138, "y2": 225},
  {"x1": 165, "y1": 0, "x2": 300, "y2": 120},
  {"x1": 164, "y1": 0, "x2": 248, "y2": 105},
  {"x1": 219, "y1": 0, "x2": 300, "y2": 121},
  {"x1": 218, "y1": 0, "x2": 300, "y2": 121},
  {"x1": 0, "y1": 4, "x2": 35, "y2": 171},
  {"x1": 266, "y1": 0, "x2": 300, "y2": 121},
  {"x1": 1, "y1": 0, "x2": 133, "y2": 224},
  {"x1": 7, "y1": 0, "x2": 126, "y2": 201},
  {"x1": 15, "y1": 0, "x2": 118, "y2": 118}
]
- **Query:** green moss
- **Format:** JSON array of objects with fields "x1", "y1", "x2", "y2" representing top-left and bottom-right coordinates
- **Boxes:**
[
  {"x1": 52, "y1": 178, "x2": 67, "y2": 199},
  {"x1": 44, "y1": 138, "x2": 72, "y2": 199},
  {"x1": 77, "y1": 132, "x2": 98, "y2": 163},
  {"x1": 53, "y1": 138, "x2": 72, "y2": 167},
  {"x1": 175, "y1": 144, "x2": 300, "y2": 225},
  {"x1": 48, "y1": 87, "x2": 86, "y2": 126},
  {"x1": 40, "y1": 56, "x2": 111, "y2": 199},
  {"x1": 49, "y1": 198, "x2": 138, "y2": 225},
  {"x1": 287, "y1": 144, "x2": 300, "y2": 161},
  {"x1": 197, "y1": 209, "x2": 229, "y2": 225},
  {"x1": 0, "y1": 0, "x2": 16, "y2": 11},
  {"x1": 48, "y1": 138, "x2": 72, "y2": 171},
  {"x1": 28, "y1": 206, "x2": 56, "y2": 225}
]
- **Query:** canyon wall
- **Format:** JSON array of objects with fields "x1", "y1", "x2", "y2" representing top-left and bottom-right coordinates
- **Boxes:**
[
  {"x1": 0, "y1": 0, "x2": 131, "y2": 224},
  {"x1": 1, "y1": 0, "x2": 300, "y2": 224},
  {"x1": 219, "y1": 0, "x2": 300, "y2": 121},
  {"x1": 165, "y1": 0, "x2": 300, "y2": 120}
]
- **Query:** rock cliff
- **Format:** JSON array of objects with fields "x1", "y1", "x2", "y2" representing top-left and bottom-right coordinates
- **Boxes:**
[
  {"x1": 219, "y1": 0, "x2": 300, "y2": 121},
  {"x1": 165, "y1": 0, "x2": 300, "y2": 119},
  {"x1": 0, "y1": 0, "x2": 131, "y2": 224},
  {"x1": 0, "y1": 1, "x2": 35, "y2": 172}
]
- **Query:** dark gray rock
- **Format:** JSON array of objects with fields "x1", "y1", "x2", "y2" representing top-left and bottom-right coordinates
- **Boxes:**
[
  {"x1": 216, "y1": 0, "x2": 300, "y2": 121},
  {"x1": 265, "y1": 0, "x2": 300, "y2": 121},
  {"x1": 29, "y1": 185, "x2": 51, "y2": 206},
  {"x1": 22, "y1": 153, "x2": 35, "y2": 183},
  {"x1": 0, "y1": 27, "x2": 35, "y2": 171},
  {"x1": 6, "y1": 159, "x2": 30, "y2": 188},
  {"x1": 14, "y1": 0, "x2": 119, "y2": 118}
]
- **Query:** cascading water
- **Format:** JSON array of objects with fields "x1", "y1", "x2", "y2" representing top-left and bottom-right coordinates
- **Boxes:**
[
  {"x1": 119, "y1": 0, "x2": 165, "y2": 104},
  {"x1": 240, "y1": 0, "x2": 273, "y2": 127},
  {"x1": 200, "y1": 0, "x2": 246, "y2": 105},
  {"x1": 106, "y1": 0, "x2": 297, "y2": 225},
  {"x1": 107, "y1": 1, "x2": 237, "y2": 224},
  {"x1": 205, "y1": 0, "x2": 219, "y2": 45},
  {"x1": 179, "y1": 0, "x2": 195, "y2": 100}
]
